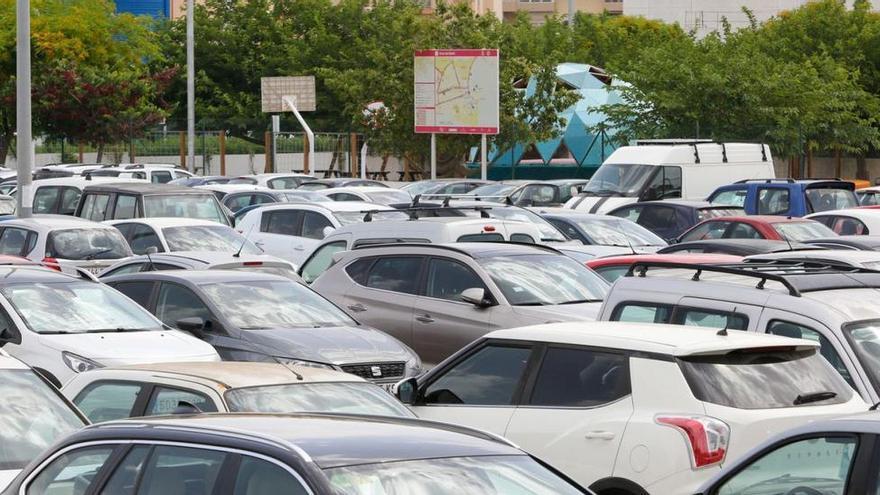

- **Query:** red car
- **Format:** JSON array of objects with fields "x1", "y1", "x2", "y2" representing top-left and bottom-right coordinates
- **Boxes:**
[
  {"x1": 586, "y1": 253, "x2": 742, "y2": 283},
  {"x1": 677, "y1": 215, "x2": 836, "y2": 243}
]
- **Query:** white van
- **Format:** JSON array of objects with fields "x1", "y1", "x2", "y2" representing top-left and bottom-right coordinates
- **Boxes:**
[{"x1": 565, "y1": 141, "x2": 774, "y2": 214}]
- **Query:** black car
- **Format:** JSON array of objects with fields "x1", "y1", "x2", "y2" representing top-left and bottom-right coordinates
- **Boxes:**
[
  {"x1": 657, "y1": 238, "x2": 822, "y2": 256},
  {"x1": 297, "y1": 178, "x2": 388, "y2": 190},
  {"x1": 3, "y1": 414, "x2": 590, "y2": 495},
  {"x1": 607, "y1": 200, "x2": 743, "y2": 242},
  {"x1": 803, "y1": 235, "x2": 880, "y2": 251},
  {"x1": 75, "y1": 182, "x2": 232, "y2": 226},
  {"x1": 102, "y1": 270, "x2": 421, "y2": 383}
]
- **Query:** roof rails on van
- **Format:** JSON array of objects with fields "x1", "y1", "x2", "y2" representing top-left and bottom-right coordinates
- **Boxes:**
[
  {"x1": 413, "y1": 194, "x2": 513, "y2": 207},
  {"x1": 626, "y1": 260, "x2": 880, "y2": 297},
  {"x1": 733, "y1": 178, "x2": 797, "y2": 184},
  {"x1": 634, "y1": 140, "x2": 769, "y2": 163},
  {"x1": 360, "y1": 206, "x2": 493, "y2": 222}
]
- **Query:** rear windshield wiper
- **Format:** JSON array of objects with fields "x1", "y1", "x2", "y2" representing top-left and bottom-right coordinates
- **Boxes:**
[
  {"x1": 794, "y1": 391, "x2": 837, "y2": 405},
  {"x1": 559, "y1": 299, "x2": 602, "y2": 305},
  {"x1": 514, "y1": 302, "x2": 549, "y2": 306},
  {"x1": 83, "y1": 248, "x2": 114, "y2": 260}
]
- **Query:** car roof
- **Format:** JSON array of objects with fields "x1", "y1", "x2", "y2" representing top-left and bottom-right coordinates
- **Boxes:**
[
  {"x1": 106, "y1": 217, "x2": 225, "y2": 228},
  {"x1": 103, "y1": 268, "x2": 290, "y2": 285},
  {"x1": 3, "y1": 215, "x2": 114, "y2": 230},
  {"x1": 0, "y1": 265, "x2": 82, "y2": 283},
  {"x1": 256, "y1": 201, "x2": 392, "y2": 213},
  {"x1": 660, "y1": 239, "x2": 818, "y2": 254},
  {"x1": 322, "y1": 186, "x2": 402, "y2": 194},
  {"x1": 81, "y1": 182, "x2": 211, "y2": 195},
  {"x1": 703, "y1": 215, "x2": 812, "y2": 224},
  {"x1": 101, "y1": 362, "x2": 367, "y2": 389},
  {"x1": 94, "y1": 414, "x2": 522, "y2": 468},
  {"x1": 116, "y1": 251, "x2": 291, "y2": 266},
  {"x1": 587, "y1": 253, "x2": 743, "y2": 268},
  {"x1": 352, "y1": 242, "x2": 560, "y2": 259},
  {"x1": 808, "y1": 208, "x2": 880, "y2": 220},
  {"x1": 487, "y1": 321, "x2": 817, "y2": 357},
  {"x1": 746, "y1": 249, "x2": 880, "y2": 264}
]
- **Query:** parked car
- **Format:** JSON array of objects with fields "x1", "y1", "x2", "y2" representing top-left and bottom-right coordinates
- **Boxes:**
[
  {"x1": 99, "y1": 251, "x2": 301, "y2": 281},
  {"x1": 657, "y1": 238, "x2": 820, "y2": 256},
  {"x1": 606, "y1": 200, "x2": 744, "y2": 242},
  {"x1": 0, "y1": 215, "x2": 132, "y2": 274},
  {"x1": 803, "y1": 235, "x2": 880, "y2": 250},
  {"x1": 106, "y1": 217, "x2": 260, "y2": 256},
  {"x1": 4, "y1": 413, "x2": 589, "y2": 495},
  {"x1": 806, "y1": 208, "x2": 880, "y2": 235},
  {"x1": 0, "y1": 194, "x2": 14, "y2": 217},
  {"x1": 168, "y1": 175, "x2": 232, "y2": 187},
  {"x1": 24, "y1": 177, "x2": 146, "y2": 216},
  {"x1": 586, "y1": 253, "x2": 743, "y2": 283},
  {"x1": 319, "y1": 186, "x2": 412, "y2": 205},
  {"x1": 396, "y1": 322, "x2": 864, "y2": 495},
  {"x1": 0, "y1": 351, "x2": 87, "y2": 491},
  {"x1": 601, "y1": 260, "x2": 880, "y2": 403},
  {"x1": 708, "y1": 178, "x2": 859, "y2": 216},
  {"x1": 218, "y1": 187, "x2": 329, "y2": 213},
  {"x1": 75, "y1": 182, "x2": 232, "y2": 226},
  {"x1": 104, "y1": 270, "x2": 421, "y2": 383},
  {"x1": 566, "y1": 142, "x2": 774, "y2": 213},
  {"x1": 312, "y1": 243, "x2": 608, "y2": 366},
  {"x1": 400, "y1": 178, "x2": 491, "y2": 196},
  {"x1": 695, "y1": 412, "x2": 880, "y2": 495},
  {"x1": 298, "y1": 216, "x2": 546, "y2": 283},
  {"x1": 676, "y1": 215, "x2": 837, "y2": 243},
  {"x1": 467, "y1": 180, "x2": 588, "y2": 207},
  {"x1": 414, "y1": 201, "x2": 569, "y2": 243},
  {"x1": 745, "y1": 249, "x2": 880, "y2": 269},
  {"x1": 465, "y1": 180, "x2": 530, "y2": 200},
  {"x1": 63, "y1": 361, "x2": 414, "y2": 423},
  {"x1": 235, "y1": 202, "x2": 405, "y2": 266},
  {"x1": 194, "y1": 183, "x2": 275, "y2": 201},
  {"x1": 39, "y1": 162, "x2": 104, "y2": 177},
  {"x1": 0, "y1": 266, "x2": 218, "y2": 386},
  {"x1": 227, "y1": 172, "x2": 315, "y2": 189},
  {"x1": 230, "y1": 191, "x2": 333, "y2": 225},
  {"x1": 297, "y1": 178, "x2": 388, "y2": 190},
  {"x1": 85, "y1": 165, "x2": 194, "y2": 183},
  {"x1": 535, "y1": 209, "x2": 666, "y2": 252},
  {"x1": 857, "y1": 185, "x2": 880, "y2": 205}
]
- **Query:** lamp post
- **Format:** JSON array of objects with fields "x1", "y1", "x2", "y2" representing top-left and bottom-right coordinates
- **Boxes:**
[
  {"x1": 16, "y1": 0, "x2": 33, "y2": 218},
  {"x1": 186, "y1": 0, "x2": 195, "y2": 173}
]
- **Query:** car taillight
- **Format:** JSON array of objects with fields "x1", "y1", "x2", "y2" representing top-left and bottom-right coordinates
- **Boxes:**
[
  {"x1": 41, "y1": 257, "x2": 62, "y2": 271},
  {"x1": 656, "y1": 415, "x2": 729, "y2": 468},
  {"x1": 242, "y1": 261, "x2": 263, "y2": 266},
  {"x1": 483, "y1": 225, "x2": 496, "y2": 232}
]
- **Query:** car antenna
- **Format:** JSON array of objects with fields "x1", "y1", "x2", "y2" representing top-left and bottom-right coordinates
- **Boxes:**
[
  {"x1": 717, "y1": 306, "x2": 737, "y2": 336},
  {"x1": 233, "y1": 222, "x2": 257, "y2": 258},
  {"x1": 144, "y1": 246, "x2": 158, "y2": 271},
  {"x1": 282, "y1": 363, "x2": 304, "y2": 381},
  {"x1": 782, "y1": 231, "x2": 795, "y2": 252},
  {"x1": 615, "y1": 219, "x2": 637, "y2": 255}
]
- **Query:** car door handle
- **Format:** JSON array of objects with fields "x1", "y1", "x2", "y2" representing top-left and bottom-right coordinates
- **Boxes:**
[
  {"x1": 347, "y1": 304, "x2": 367, "y2": 313},
  {"x1": 585, "y1": 431, "x2": 615, "y2": 440},
  {"x1": 293, "y1": 245, "x2": 305, "y2": 251},
  {"x1": 253, "y1": 240, "x2": 265, "y2": 247},
  {"x1": 415, "y1": 314, "x2": 435, "y2": 323}
]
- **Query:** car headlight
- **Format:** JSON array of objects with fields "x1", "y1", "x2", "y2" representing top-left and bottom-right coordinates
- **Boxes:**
[
  {"x1": 62, "y1": 352, "x2": 104, "y2": 373},
  {"x1": 274, "y1": 357, "x2": 336, "y2": 370},
  {"x1": 405, "y1": 355, "x2": 423, "y2": 377}
]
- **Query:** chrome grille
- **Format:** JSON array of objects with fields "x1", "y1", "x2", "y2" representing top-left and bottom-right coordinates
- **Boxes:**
[{"x1": 341, "y1": 362, "x2": 405, "y2": 380}]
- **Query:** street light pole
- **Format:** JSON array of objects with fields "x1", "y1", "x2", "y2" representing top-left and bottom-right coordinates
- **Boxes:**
[
  {"x1": 16, "y1": 0, "x2": 33, "y2": 218},
  {"x1": 186, "y1": 0, "x2": 195, "y2": 174}
]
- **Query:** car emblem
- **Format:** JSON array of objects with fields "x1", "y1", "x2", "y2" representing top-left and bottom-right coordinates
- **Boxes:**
[{"x1": 371, "y1": 366, "x2": 382, "y2": 377}]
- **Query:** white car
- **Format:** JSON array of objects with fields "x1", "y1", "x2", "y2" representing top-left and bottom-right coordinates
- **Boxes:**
[
  {"x1": 319, "y1": 186, "x2": 412, "y2": 205},
  {"x1": 62, "y1": 361, "x2": 415, "y2": 423},
  {"x1": 806, "y1": 207, "x2": 880, "y2": 235},
  {"x1": 0, "y1": 351, "x2": 87, "y2": 491},
  {"x1": 745, "y1": 248, "x2": 880, "y2": 269},
  {"x1": 23, "y1": 177, "x2": 149, "y2": 215},
  {"x1": 85, "y1": 166, "x2": 194, "y2": 183},
  {"x1": 193, "y1": 183, "x2": 274, "y2": 199},
  {"x1": 0, "y1": 265, "x2": 218, "y2": 387},
  {"x1": 0, "y1": 215, "x2": 133, "y2": 274},
  {"x1": 857, "y1": 185, "x2": 880, "y2": 205},
  {"x1": 228, "y1": 172, "x2": 315, "y2": 189},
  {"x1": 105, "y1": 217, "x2": 261, "y2": 256},
  {"x1": 396, "y1": 321, "x2": 866, "y2": 495},
  {"x1": 236, "y1": 202, "x2": 406, "y2": 266}
]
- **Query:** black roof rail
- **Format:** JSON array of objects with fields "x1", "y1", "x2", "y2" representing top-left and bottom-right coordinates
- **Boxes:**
[
  {"x1": 351, "y1": 240, "x2": 563, "y2": 256},
  {"x1": 626, "y1": 261, "x2": 803, "y2": 296},
  {"x1": 393, "y1": 205, "x2": 494, "y2": 219},
  {"x1": 733, "y1": 178, "x2": 796, "y2": 184}
]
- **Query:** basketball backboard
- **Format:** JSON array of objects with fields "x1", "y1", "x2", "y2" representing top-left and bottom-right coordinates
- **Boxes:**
[{"x1": 261, "y1": 76, "x2": 316, "y2": 113}]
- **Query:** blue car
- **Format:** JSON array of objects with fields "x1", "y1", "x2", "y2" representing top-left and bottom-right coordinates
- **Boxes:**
[
  {"x1": 708, "y1": 178, "x2": 858, "y2": 217},
  {"x1": 606, "y1": 200, "x2": 743, "y2": 243}
]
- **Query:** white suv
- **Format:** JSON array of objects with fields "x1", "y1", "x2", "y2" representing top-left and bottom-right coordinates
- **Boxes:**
[{"x1": 395, "y1": 322, "x2": 866, "y2": 495}]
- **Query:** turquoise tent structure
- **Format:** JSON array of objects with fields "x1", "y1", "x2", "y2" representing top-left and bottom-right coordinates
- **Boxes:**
[{"x1": 469, "y1": 63, "x2": 622, "y2": 180}]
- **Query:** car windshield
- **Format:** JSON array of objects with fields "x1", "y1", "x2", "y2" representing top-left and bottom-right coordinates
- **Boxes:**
[
  {"x1": 200, "y1": 280, "x2": 355, "y2": 329},
  {"x1": 468, "y1": 183, "x2": 519, "y2": 197},
  {"x1": 0, "y1": 369, "x2": 85, "y2": 470},
  {"x1": 46, "y1": 228, "x2": 131, "y2": 260},
  {"x1": 806, "y1": 188, "x2": 859, "y2": 212},
  {"x1": 575, "y1": 217, "x2": 666, "y2": 247},
  {"x1": 281, "y1": 192, "x2": 331, "y2": 203},
  {"x1": 143, "y1": 194, "x2": 228, "y2": 225},
  {"x1": 479, "y1": 254, "x2": 608, "y2": 306},
  {"x1": 460, "y1": 207, "x2": 565, "y2": 242},
  {"x1": 773, "y1": 222, "x2": 837, "y2": 242},
  {"x1": 698, "y1": 208, "x2": 743, "y2": 221},
  {"x1": 1, "y1": 281, "x2": 161, "y2": 333},
  {"x1": 402, "y1": 180, "x2": 444, "y2": 196},
  {"x1": 844, "y1": 321, "x2": 880, "y2": 390},
  {"x1": 325, "y1": 455, "x2": 585, "y2": 495},
  {"x1": 225, "y1": 382, "x2": 413, "y2": 417},
  {"x1": 162, "y1": 225, "x2": 261, "y2": 254},
  {"x1": 582, "y1": 164, "x2": 655, "y2": 196},
  {"x1": 227, "y1": 177, "x2": 258, "y2": 185},
  {"x1": 679, "y1": 348, "x2": 852, "y2": 409},
  {"x1": 334, "y1": 210, "x2": 409, "y2": 225},
  {"x1": 365, "y1": 190, "x2": 411, "y2": 205}
]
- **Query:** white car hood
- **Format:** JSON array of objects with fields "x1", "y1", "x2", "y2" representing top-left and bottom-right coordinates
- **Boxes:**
[
  {"x1": 567, "y1": 196, "x2": 636, "y2": 214},
  {"x1": 41, "y1": 330, "x2": 219, "y2": 365},
  {"x1": 0, "y1": 469, "x2": 19, "y2": 491}
]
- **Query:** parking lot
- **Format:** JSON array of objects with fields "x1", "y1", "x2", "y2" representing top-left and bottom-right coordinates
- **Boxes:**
[{"x1": 2, "y1": 142, "x2": 880, "y2": 494}]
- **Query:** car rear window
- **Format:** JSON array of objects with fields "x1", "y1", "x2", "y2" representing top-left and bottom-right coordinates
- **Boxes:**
[
  {"x1": 679, "y1": 348, "x2": 852, "y2": 409},
  {"x1": 697, "y1": 208, "x2": 743, "y2": 221}
]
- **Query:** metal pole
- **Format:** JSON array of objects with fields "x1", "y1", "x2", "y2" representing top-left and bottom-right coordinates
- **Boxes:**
[
  {"x1": 16, "y1": 0, "x2": 32, "y2": 218},
  {"x1": 271, "y1": 115, "x2": 280, "y2": 172},
  {"x1": 567, "y1": 0, "x2": 573, "y2": 26},
  {"x1": 360, "y1": 141, "x2": 368, "y2": 180},
  {"x1": 480, "y1": 134, "x2": 488, "y2": 181},
  {"x1": 282, "y1": 96, "x2": 314, "y2": 172},
  {"x1": 430, "y1": 133, "x2": 437, "y2": 179},
  {"x1": 186, "y1": 0, "x2": 195, "y2": 173}
]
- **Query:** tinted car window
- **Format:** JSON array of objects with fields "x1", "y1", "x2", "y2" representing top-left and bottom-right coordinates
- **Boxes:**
[
  {"x1": 74, "y1": 381, "x2": 141, "y2": 423},
  {"x1": 109, "y1": 281, "x2": 154, "y2": 308},
  {"x1": 301, "y1": 241, "x2": 347, "y2": 284},
  {"x1": 128, "y1": 225, "x2": 163, "y2": 254},
  {"x1": 81, "y1": 193, "x2": 110, "y2": 221},
  {"x1": 262, "y1": 210, "x2": 301, "y2": 235},
  {"x1": 425, "y1": 258, "x2": 484, "y2": 301},
  {"x1": 267, "y1": 177, "x2": 301, "y2": 189},
  {"x1": 424, "y1": 345, "x2": 532, "y2": 405},
  {"x1": 510, "y1": 233, "x2": 535, "y2": 243},
  {"x1": 0, "y1": 227, "x2": 30, "y2": 255},
  {"x1": 768, "y1": 320, "x2": 853, "y2": 388},
  {"x1": 612, "y1": 303, "x2": 672, "y2": 324},
  {"x1": 457, "y1": 233, "x2": 504, "y2": 242},
  {"x1": 301, "y1": 211, "x2": 333, "y2": 240},
  {"x1": 151, "y1": 170, "x2": 173, "y2": 184},
  {"x1": 60, "y1": 187, "x2": 82, "y2": 215},
  {"x1": 365, "y1": 257, "x2": 423, "y2": 294},
  {"x1": 114, "y1": 195, "x2": 138, "y2": 219},
  {"x1": 677, "y1": 308, "x2": 748, "y2": 330},
  {"x1": 156, "y1": 283, "x2": 214, "y2": 327},
  {"x1": 137, "y1": 446, "x2": 226, "y2": 495},
  {"x1": 33, "y1": 186, "x2": 61, "y2": 214},
  {"x1": 680, "y1": 349, "x2": 852, "y2": 409},
  {"x1": 100, "y1": 446, "x2": 151, "y2": 495},
  {"x1": 145, "y1": 386, "x2": 217, "y2": 415},
  {"x1": 757, "y1": 188, "x2": 790, "y2": 215},
  {"x1": 548, "y1": 218, "x2": 583, "y2": 242},
  {"x1": 224, "y1": 194, "x2": 253, "y2": 213},
  {"x1": 727, "y1": 222, "x2": 763, "y2": 239},
  {"x1": 233, "y1": 457, "x2": 308, "y2": 495},
  {"x1": 345, "y1": 258, "x2": 373, "y2": 285},
  {"x1": 530, "y1": 347, "x2": 630, "y2": 407},
  {"x1": 637, "y1": 206, "x2": 677, "y2": 231},
  {"x1": 27, "y1": 447, "x2": 115, "y2": 495}
]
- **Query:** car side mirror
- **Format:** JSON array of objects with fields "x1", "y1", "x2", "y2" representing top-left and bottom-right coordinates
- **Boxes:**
[
  {"x1": 176, "y1": 317, "x2": 210, "y2": 336},
  {"x1": 394, "y1": 377, "x2": 419, "y2": 405},
  {"x1": 0, "y1": 327, "x2": 15, "y2": 347},
  {"x1": 145, "y1": 246, "x2": 159, "y2": 255},
  {"x1": 322, "y1": 226, "x2": 335, "y2": 238},
  {"x1": 461, "y1": 287, "x2": 492, "y2": 308}
]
